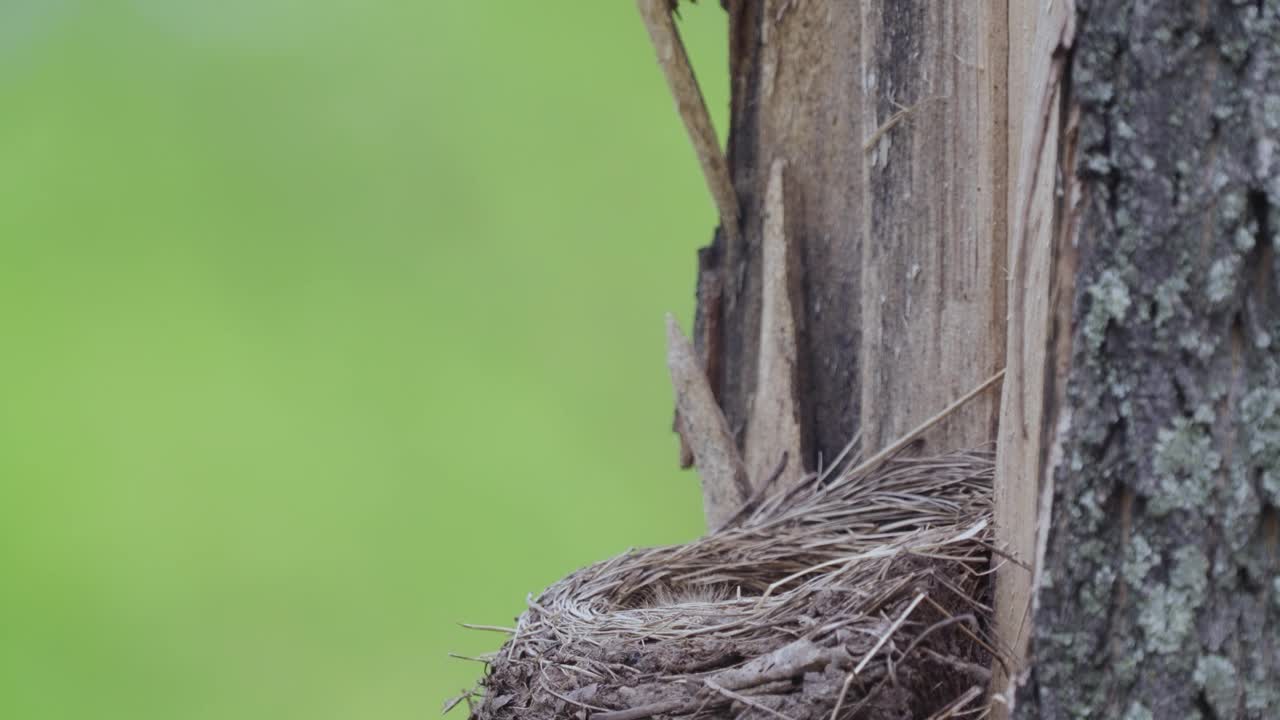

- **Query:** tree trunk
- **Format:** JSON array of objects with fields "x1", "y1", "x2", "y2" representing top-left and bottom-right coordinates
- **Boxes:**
[
  {"x1": 687, "y1": 1, "x2": 1279, "y2": 717},
  {"x1": 1012, "y1": 2, "x2": 1280, "y2": 717}
]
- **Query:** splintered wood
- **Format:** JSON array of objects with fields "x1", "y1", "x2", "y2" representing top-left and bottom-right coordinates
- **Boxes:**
[
  {"x1": 744, "y1": 159, "x2": 804, "y2": 494},
  {"x1": 635, "y1": 0, "x2": 739, "y2": 245},
  {"x1": 991, "y1": 3, "x2": 1077, "y2": 715},
  {"x1": 666, "y1": 315, "x2": 750, "y2": 530},
  {"x1": 670, "y1": 162, "x2": 804, "y2": 527}
]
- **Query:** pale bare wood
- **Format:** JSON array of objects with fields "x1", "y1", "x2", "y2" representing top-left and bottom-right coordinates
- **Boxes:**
[
  {"x1": 991, "y1": 2, "x2": 1077, "y2": 715},
  {"x1": 640, "y1": 0, "x2": 737, "y2": 474},
  {"x1": 593, "y1": 699, "x2": 683, "y2": 720},
  {"x1": 666, "y1": 314, "x2": 750, "y2": 530},
  {"x1": 744, "y1": 159, "x2": 803, "y2": 491},
  {"x1": 636, "y1": 0, "x2": 740, "y2": 246},
  {"x1": 853, "y1": 0, "x2": 1008, "y2": 457}
]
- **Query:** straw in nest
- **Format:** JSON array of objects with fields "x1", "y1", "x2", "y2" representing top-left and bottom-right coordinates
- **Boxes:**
[{"x1": 451, "y1": 446, "x2": 1006, "y2": 720}]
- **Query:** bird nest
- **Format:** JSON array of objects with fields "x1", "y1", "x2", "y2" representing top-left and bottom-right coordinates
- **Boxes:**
[{"x1": 454, "y1": 450, "x2": 1004, "y2": 720}]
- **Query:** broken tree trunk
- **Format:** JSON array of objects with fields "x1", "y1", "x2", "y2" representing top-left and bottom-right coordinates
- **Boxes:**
[
  {"x1": 658, "y1": 0, "x2": 1280, "y2": 717},
  {"x1": 698, "y1": 1, "x2": 1009, "y2": 497}
]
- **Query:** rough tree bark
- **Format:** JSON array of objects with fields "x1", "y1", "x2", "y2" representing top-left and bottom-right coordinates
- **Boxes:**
[
  {"x1": 1013, "y1": 2, "x2": 1280, "y2": 717},
  {"x1": 671, "y1": 1, "x2": 1279, "y2": 717}
]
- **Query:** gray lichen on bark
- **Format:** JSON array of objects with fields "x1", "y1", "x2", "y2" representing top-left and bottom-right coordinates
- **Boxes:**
[{"x1": 1019, "y1": 1, "x2": 1280, "y2": 718}]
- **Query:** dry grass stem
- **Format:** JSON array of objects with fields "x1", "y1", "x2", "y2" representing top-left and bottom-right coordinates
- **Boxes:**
[{"x1": 854, "y1": 591, "x2": 925, "y2": 675}]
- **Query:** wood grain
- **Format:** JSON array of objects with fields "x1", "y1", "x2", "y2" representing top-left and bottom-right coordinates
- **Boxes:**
[
  {"x1": 744, "y1": 159, "x2": 803, "y2": 491},
  {"x1": 666, "y1": 314, "x2": 750, "y2": 530},
  {"x1": 711, "y1": 1, "x2": 1009, "y2": 476},
  {"x1": 991, "y1": 2, "x2": 1076, "y2": 714}
]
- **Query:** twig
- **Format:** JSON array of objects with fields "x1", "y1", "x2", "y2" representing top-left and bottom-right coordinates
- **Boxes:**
[
  {"x1": 592, "y1": 699, "x2": 685, "y2": 720},
  {"x1": 974, "y1": 540, "x2": 1033, "y2": 572},
  {"x1": 636, "y1": 0, "x2": 740, "y2": 244},
  {"x1": 855, "y1": 592, "x2": 925, "y2": 674},
  {"x1": 925, "y1": 685, "x2": 984, "y2": 719},
  {"x1": 920, "y1": 647, "x2": 992, "y2": 684},
  {"x1": 895, "y1": 614, "x2": 978, "y2": 665},
  {"x1": 705, "y1": 678, "x2": 797, "y2": 720},
  {"x1": 829, "y1": 673, "x2": 854, "y2": 720},
  {"x1": 544, "y1": 685, "x2": 611, "y2": 714},
  {"x1": 712, "y1": 638, "x2": 833, "y2": 690}
]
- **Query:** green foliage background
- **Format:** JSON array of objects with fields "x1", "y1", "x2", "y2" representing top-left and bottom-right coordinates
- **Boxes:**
[{"x1": 0, "y1": 2, "x2": 727, "y2": 717}]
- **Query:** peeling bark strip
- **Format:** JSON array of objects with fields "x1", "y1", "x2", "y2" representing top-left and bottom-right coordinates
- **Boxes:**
[{"x1": 1016, "y1": 2, "x2": 1280, "y2": 718}]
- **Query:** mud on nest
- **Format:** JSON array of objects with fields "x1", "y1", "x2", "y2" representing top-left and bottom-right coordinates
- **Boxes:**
[{"x1": 451, "y1": 450, "x2": 1006, "y2": 720}]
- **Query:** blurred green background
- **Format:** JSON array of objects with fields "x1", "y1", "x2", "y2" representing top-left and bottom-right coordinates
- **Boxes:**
[{"x1": 0, "y1": 2, "x2": 728, "y2": 717}]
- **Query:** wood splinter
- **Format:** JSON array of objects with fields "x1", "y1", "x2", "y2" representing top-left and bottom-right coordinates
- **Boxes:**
[
  {"x1": 666, "y1": 314, "x2": 750, "y2": 530},
  {"x1": 639, "y1": 0, "x2": 737, "y2": 473},
  {"x1": 636, "y1": 0, "x2": 741, "y2": 245},
  {"x1": 744, "y1": 159, "x2": 804, "y2": 492}
]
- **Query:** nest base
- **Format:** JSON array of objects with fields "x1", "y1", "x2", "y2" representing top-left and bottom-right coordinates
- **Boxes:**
[{"x1": 460, "y1": 452, "x2": 1001, "y2": 720}]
